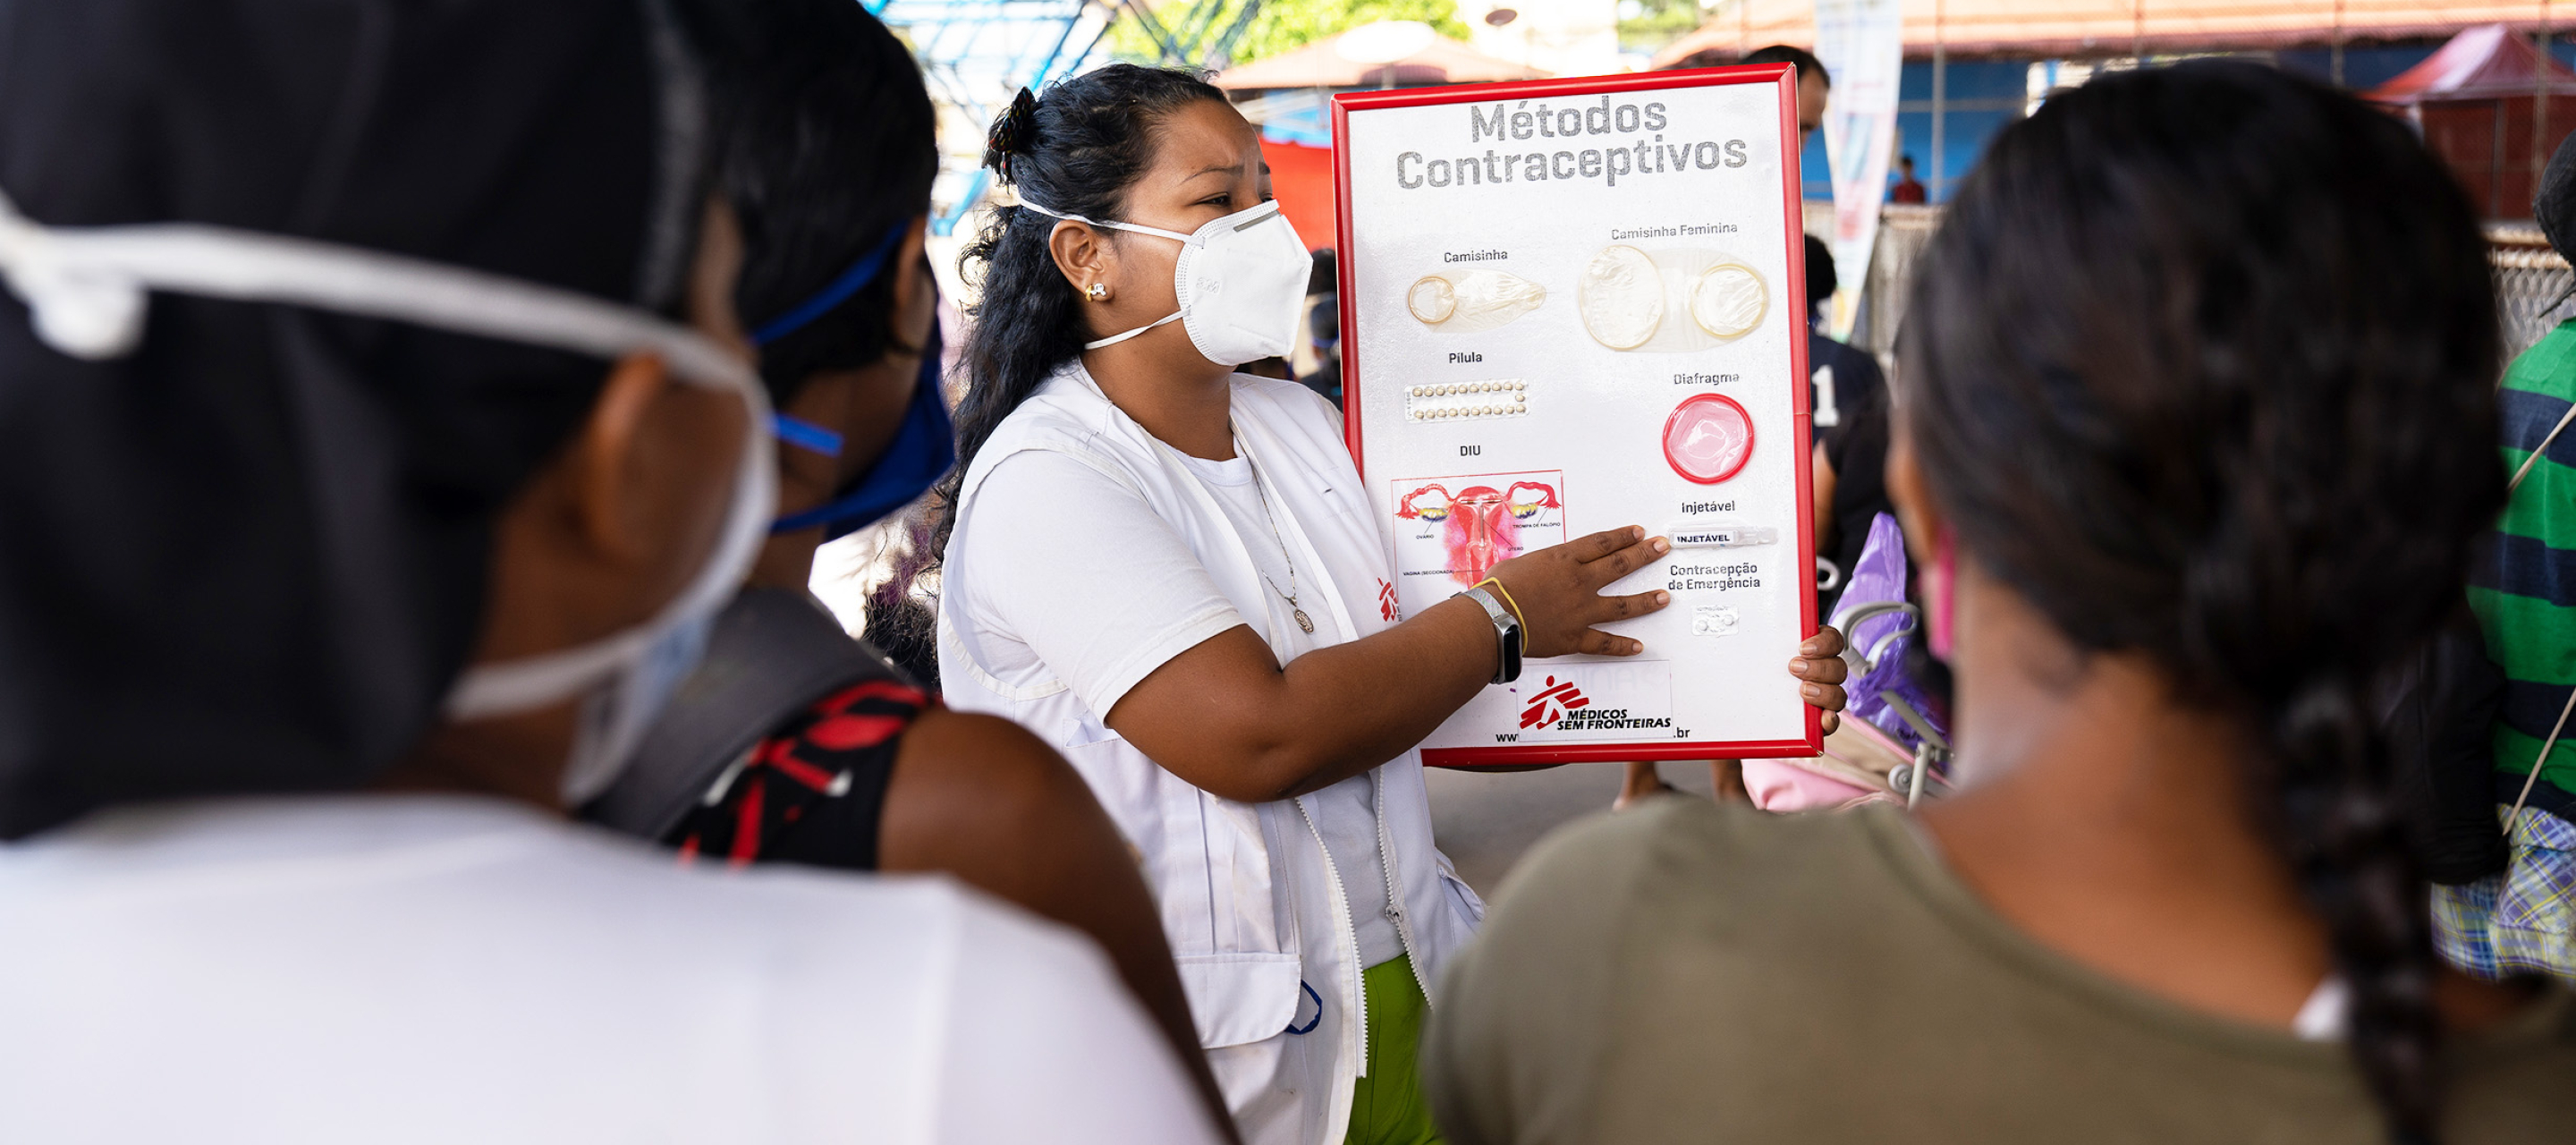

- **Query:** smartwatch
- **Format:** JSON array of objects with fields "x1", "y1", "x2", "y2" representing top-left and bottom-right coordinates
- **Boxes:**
[{"x1": 1457, "y1": 586, "x2": 1523, "y2": 685}]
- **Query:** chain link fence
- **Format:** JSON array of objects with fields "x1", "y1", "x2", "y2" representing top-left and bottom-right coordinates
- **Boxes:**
[
  {"x1": 2492, "y1": 223, "x2": 2576, "y2": 360},
  {"x1": 1858, "y1": 205, "x2": 1940, "y2": 365},
  {"x1": 1838, "y1": 208, "x2": 2576, "y2": 370}
]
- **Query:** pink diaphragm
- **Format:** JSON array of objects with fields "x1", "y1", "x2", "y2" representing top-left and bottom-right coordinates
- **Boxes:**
[{"x1": 1662, "y1": 393, "x2": 1754, "y2": 484}]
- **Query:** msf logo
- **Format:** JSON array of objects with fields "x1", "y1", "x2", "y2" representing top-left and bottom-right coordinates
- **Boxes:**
[
  {"x1": 1519, "y1": 675, "x2": 1589, "y2": 730},
  {"x1": 1377, "y1": 578, "x2": 1402, "y2": 623}
]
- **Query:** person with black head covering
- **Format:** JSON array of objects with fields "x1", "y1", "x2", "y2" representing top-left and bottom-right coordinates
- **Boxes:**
[
  {"x1": 584, "y1": 3, "x2": 1233, "y2": 1132},
  {"x1": 0, "y1": 3, "x2": 1221, "y2": 1141}
]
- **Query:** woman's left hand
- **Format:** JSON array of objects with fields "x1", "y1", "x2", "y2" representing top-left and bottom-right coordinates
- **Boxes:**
[{"x1": 1790, "y1": 627, "x2": 1850, "y2": 734}]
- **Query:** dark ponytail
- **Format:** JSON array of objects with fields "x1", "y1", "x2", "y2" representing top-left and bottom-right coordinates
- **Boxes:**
[
  {"x1": 918, "y1": 65, "x2": 1226, "y2": 576},
  {"x1": 1903, "y1": 63, "x2": 2502, "y2": 1142}
]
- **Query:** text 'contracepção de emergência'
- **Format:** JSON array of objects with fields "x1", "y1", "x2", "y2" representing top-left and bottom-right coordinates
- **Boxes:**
[{"x1": 1393, "y1": 98, "x2": 1750, "y2": 191}]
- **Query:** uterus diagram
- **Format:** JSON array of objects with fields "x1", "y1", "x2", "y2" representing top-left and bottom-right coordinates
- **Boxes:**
[{"x1": 1393, "y1": 472, "x2": 1566, "y2": 587}]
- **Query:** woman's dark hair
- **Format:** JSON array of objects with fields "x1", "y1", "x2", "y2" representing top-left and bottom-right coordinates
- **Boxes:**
[
  {"x1": 915, "y1": 64, "x2": 1227, "y2": 572},
  {"x1": 678, "y1": 0, "x2": 936, "y2": 406},
  {"x1": 1904, "y1": 63, "x2": 2501, "y2": 1142}
]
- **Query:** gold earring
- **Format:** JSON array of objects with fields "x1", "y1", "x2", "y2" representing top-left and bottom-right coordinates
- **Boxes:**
[{"x1": 1086, "y1": 282, "x2": 1109, "y2": 301}]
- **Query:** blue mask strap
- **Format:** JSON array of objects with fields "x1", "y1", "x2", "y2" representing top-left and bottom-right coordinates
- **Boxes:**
[
  {"x1": 760, "y1": 223, "x2": 908, "y2": 458},
  {"x1": 749, "y1": 225, "x2": 909, "y2": 347},
  {"x1": 770, "y1": 411, "x2": 843, "y2": 457},
  {"x1": 769, "y1": 312, "x2": 954, "y2": 539}
]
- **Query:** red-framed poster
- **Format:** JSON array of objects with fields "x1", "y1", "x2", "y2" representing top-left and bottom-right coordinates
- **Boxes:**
[{"x1": 1332, "y1": 64, "x2": 1818, "y2": 767}]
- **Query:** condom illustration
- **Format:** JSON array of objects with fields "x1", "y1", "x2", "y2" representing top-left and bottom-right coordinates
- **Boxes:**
[
  {"x1": 1663, "y1": 394, "x2": 1754, "y2": 484},
  {"x1": 1407, "y1": 277, "x2": 1457, "y2": 323},
  {"x1": 1396, "y1": 479, "x2": 1563, "y2": 586},
  {"x1": 1688, "y1": 261, "x2": 1767, "y2": 340},
  {"x1": 1573, "y1": 246, "x2": 1772, "y2": 352},
  {"x1": 1407, "y1": 270, "x2": 1546, "y2": 333},
  {"x1": 1574, "y1": 245, "x2": 1663, "y2": 349}
]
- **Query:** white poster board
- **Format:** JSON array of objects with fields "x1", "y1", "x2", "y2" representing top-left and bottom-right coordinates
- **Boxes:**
[{"x1": 1332, "y1": 66, "x2": 1819, "y2": 766}]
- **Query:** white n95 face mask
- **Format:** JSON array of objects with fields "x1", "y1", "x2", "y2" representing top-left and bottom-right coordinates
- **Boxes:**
[
  {"x1": 0, "y1": 187, "x2": 777, "y2": 805},
  {"x1": 1021, "y1": 199, "x2": 1314, "y2": 367}
]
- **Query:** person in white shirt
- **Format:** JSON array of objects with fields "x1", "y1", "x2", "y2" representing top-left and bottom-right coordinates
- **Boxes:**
[
  {"x1": 919, "y1": 65, "x2": 1850, "y2": 1145},
  {"x1": 0, "y1": 4, "x2": 1219, "y2": 1143}
]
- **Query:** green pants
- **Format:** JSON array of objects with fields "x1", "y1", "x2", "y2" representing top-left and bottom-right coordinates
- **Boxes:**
[{"x1": 1345, "y1": 954, "x2": 1444, "y2": 1145}]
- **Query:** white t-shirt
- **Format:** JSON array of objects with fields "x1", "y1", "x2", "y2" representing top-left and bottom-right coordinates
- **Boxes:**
[
  {"x1": 958, "y1": 445, "x2": 1404, "y2": 970},
  {"x1": 0, "y1": 795, "x2": 1220, "y2": 1145}
]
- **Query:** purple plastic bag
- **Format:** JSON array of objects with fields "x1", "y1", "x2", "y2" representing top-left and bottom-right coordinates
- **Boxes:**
[{"x1": 1826, "y1": 513, "x2": 1948, "y2": 754}]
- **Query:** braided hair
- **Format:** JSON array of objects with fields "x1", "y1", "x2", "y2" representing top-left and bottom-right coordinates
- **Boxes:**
[
  {"x1": 1902, "y1": 63, "x2": 2501, "y2": 1142},
  {"x1": 899, "y1": 65, "x2": 1225, "y2": 605}
]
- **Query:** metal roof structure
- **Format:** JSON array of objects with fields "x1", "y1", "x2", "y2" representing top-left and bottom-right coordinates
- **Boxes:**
[
  {"x1": 868, "y1": 0, "x2": 1267, "y2": 233},
  {"x1": 1213, "y1": 29, "x2": 1548, "y2": 89}
]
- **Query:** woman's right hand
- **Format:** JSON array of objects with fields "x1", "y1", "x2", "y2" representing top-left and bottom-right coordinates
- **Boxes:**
[{"x1": 1483, "y1": 526, "x2": 1672, "y2": 658}]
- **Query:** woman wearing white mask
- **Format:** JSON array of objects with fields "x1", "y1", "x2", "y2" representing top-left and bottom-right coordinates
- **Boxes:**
[
  {"x1": 0, "y1": 6, "x2": 1220, "y2": 1142},
  {"x1": 923, "y1": 66, "x2": 1850, "y2": 1145}
]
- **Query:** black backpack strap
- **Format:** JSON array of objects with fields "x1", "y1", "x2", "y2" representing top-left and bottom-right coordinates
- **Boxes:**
[{"x1": 584, "y1": 586, "x2": 907, "y2": 841}]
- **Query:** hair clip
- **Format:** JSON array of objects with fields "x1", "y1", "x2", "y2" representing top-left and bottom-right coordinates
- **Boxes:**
[{"x1": 983, "y1": 89, "x2": 1040, "y2": 179}]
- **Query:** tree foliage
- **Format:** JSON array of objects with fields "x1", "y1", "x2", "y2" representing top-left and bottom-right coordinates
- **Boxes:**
[
  {"x1": 1107, "y1": 0, "x2": 1471, "y2": 72},
  {"x1": 1615, "y1": 0, "x2": 1706, "y2": 55}
]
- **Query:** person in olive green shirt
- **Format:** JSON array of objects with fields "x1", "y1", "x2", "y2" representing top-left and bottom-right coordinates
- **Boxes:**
[{"x1": 1426, "y1": 64, "x2": 2576, "y2": 1145}]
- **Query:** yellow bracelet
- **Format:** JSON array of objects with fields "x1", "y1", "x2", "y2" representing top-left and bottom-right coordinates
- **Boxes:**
[{"x1": 1474, "y1": 577, "x2": 1528, "y2": 633}]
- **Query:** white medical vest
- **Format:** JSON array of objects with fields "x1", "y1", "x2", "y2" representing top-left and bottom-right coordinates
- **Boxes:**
[{"x1": 939, "y1": 364, "x2": 1484, "y2": 1145}]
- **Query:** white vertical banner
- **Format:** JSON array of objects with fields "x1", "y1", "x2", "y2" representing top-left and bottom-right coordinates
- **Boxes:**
[{"x1": 1811, "y1": 0, "x2": 1902, "y2": 340}]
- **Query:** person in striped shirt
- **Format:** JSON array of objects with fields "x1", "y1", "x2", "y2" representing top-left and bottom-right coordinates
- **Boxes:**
[{"x1": 2435, "y1": 131, "x2": 2576, "y2": 982}]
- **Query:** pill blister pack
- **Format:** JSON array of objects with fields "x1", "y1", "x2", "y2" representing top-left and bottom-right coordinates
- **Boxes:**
[{"x1": 1406, "y1": 379, "x2": 1529, "y2": 421}]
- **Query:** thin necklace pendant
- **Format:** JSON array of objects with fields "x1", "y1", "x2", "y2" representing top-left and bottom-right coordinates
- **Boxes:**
[
  {"x1": 1262, "y1": 569, "x2": 1316, "y2": 635},
  {"x1": 1239, "y1": 437, "x2": 1316, "y2": 639}
]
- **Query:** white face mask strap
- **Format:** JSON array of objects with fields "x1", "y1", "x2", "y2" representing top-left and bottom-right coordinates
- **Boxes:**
[
  {"x1": 439, "y1": 368, "x2": 775, "y2": 718},
  {"x1": 0, "y1": 186, "x2": 757, "y2": 392},
  {"x1": 1015, "y1": 198, "x2": 1194, "y2": 244},
  {"x1": 1084, "y1": 309, "x2": 1182, "y2": 350},
  {"x1": 0, "y1": 186, "x2": 778, "y2": 721},
  {"x1": 1016, "y1": 199, "x2": 1187, "y2": 350}
]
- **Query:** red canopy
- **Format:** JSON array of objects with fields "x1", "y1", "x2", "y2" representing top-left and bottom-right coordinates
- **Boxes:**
[
  {"x1": 1650, "y1": 1, "x2": 2573, "y2": 64},
  {"x1": 2368, "y1": 22, "x2": 2576, "y2": 104},
  {"x1": 2365, "y1": 23, "x2": 2576, "y2": 219},
  {"x1": 1260, "y1": 139, "x2": 1336, "y2": 253}
]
